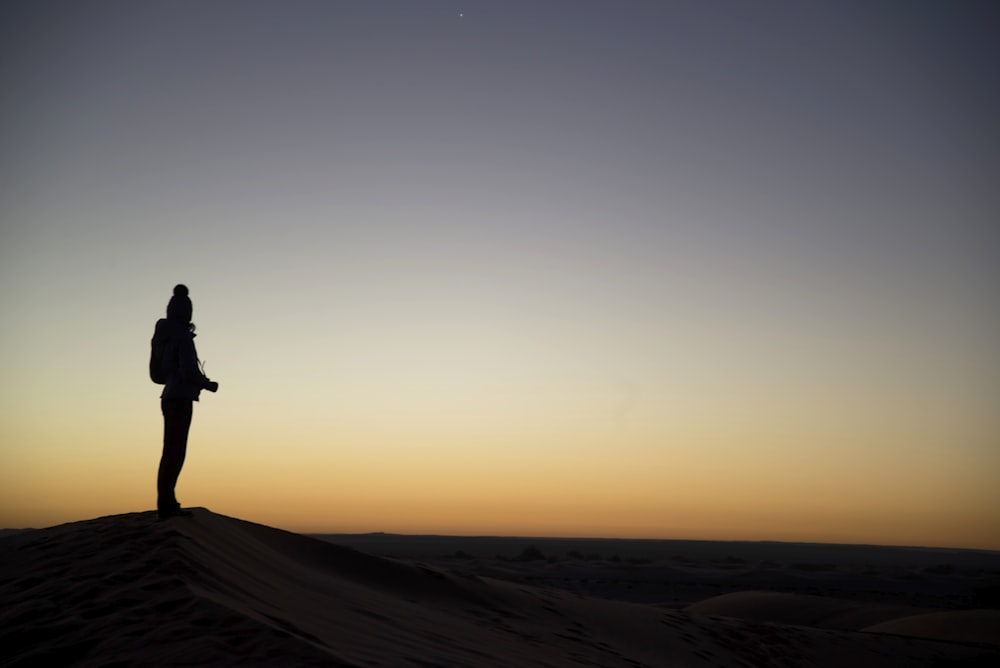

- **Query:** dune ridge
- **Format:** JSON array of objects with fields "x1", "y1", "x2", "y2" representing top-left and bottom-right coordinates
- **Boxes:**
[{"x1": 1, "y1": 509, "x2": 997, "y2": 667}]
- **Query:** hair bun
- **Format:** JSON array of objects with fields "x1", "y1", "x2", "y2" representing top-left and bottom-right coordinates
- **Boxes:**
[{"x1": 173, "y1": 284, "x2": 189, "y2": 297}]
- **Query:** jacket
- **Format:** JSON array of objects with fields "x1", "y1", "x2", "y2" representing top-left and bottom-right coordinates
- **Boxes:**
[{"x1": 153, "y1": 318, "x2": 213, "y2": 401}]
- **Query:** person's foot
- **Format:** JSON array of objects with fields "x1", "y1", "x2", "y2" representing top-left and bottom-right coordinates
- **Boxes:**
[{"x1": 157, "y1": 506, "x2": 193, "y2": 520}]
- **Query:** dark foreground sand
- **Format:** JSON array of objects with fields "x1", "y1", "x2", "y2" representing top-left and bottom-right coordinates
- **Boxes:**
[{"x1": 1, "y1": 509, "x2": 997, "y2": 667}]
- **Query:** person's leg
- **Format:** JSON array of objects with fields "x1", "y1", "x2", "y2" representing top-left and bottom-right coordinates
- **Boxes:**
[{"x1": 158, "y1": 399, "x2": 193, "y2": 515}]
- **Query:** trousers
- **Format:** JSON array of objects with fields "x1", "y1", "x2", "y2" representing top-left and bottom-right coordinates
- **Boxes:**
[{"x1": 158, "y1": 398, "x2": 193, "y2": 512}]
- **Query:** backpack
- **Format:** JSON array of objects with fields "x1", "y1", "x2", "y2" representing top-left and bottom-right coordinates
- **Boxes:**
[{"x1": 149, "y1": 319, "x2": 173, "y2": 384}]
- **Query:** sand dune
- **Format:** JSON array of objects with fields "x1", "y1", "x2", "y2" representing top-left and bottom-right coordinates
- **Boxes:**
[
  {"x1": 865, "y1": 610, "x2": 1000, "y2": 646},
  {"x1": 686, "y1": 590, "x2": 927, "y2": 630},
  {"x1": 687, "y1": 591, "x2": 1000, "y2": 645},
  {"x1": 1, "y1": 509, "x2": 997, "y2": 667}
]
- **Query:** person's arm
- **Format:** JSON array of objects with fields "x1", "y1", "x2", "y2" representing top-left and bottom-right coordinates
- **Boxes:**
[{"x1": 178, "y1": 336, "x2": 218, "y2": 392}]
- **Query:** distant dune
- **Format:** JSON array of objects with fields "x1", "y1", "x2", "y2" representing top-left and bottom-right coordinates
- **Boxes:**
[
  {"x1": 686, "y1": 591, "x2": 1000, "y2": 645},
  {"x1": 1, "y1": 509, "x2": 997, "y2": 667}
]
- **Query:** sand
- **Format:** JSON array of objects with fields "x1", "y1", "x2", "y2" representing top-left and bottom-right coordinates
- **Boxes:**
[{"x1": 2, "y1": 509, "x2": 997, "y2": 667}]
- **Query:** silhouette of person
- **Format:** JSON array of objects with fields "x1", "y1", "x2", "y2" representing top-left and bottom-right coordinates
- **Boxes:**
[{"x1": 151, "y1": 284, "x2": 219, "y2": 520}]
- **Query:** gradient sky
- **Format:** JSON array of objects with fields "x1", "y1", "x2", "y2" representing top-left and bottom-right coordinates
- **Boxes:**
[{"x1": 2, "y1": 1, "x2": 998, "y2": 549}]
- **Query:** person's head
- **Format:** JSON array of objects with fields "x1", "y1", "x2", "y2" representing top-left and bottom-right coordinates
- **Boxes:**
[{"x1": 166, "y1": 284, "x2": 194, "y2": 329}]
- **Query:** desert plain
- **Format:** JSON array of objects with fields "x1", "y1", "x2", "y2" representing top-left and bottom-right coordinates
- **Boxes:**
[{"x1": 2, "y1": 509, "x2": 998, "y2": 666}]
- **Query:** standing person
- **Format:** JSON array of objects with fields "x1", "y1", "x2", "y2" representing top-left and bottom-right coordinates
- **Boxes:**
[{"x1": 150, "y1": 284, "x2": 219, "y2": 520}]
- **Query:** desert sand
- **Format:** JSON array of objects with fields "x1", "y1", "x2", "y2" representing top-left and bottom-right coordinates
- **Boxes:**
[{"x1": 2, "y1": 509, "x2": 997, "y2": 667}]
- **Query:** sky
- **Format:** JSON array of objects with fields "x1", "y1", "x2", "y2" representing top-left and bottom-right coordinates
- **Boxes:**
[{"x1": 1, "y1": 1, "x2": 998, "y2": 549}]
